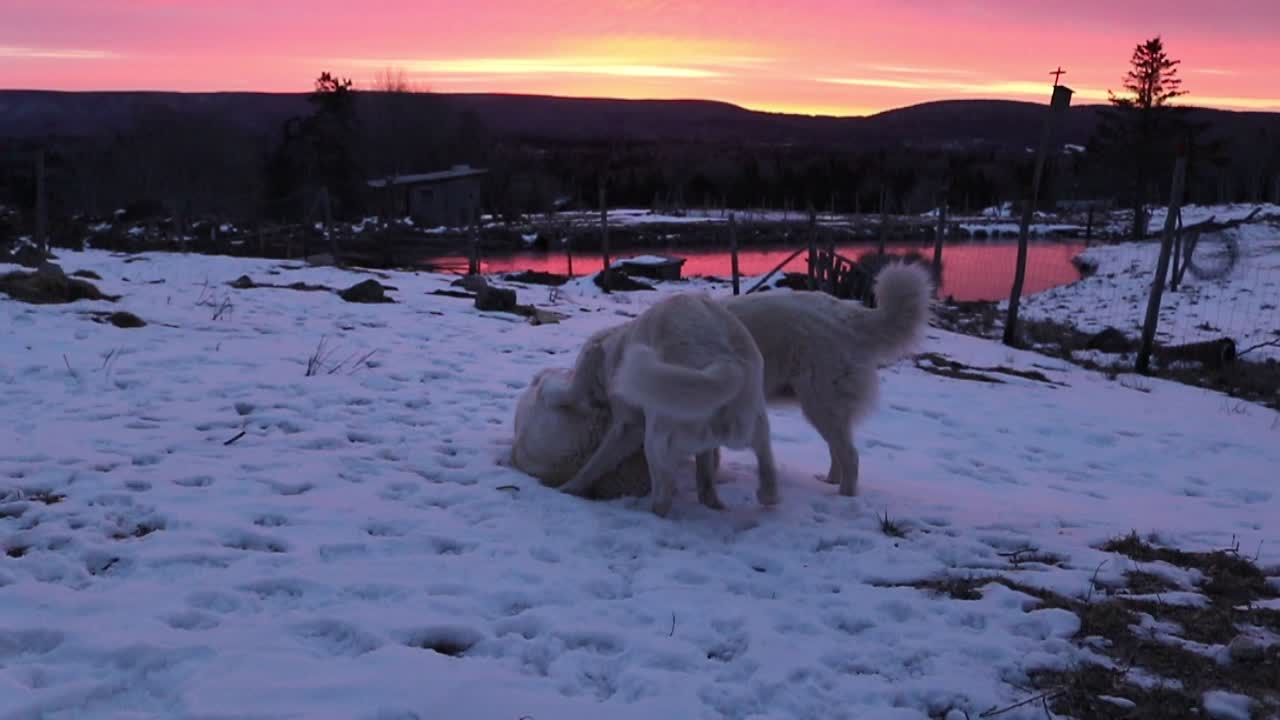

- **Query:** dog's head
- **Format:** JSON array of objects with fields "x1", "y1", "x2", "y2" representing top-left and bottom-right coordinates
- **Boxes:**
[{"x1": 511, "y1": 367, "x2": 609, "y2": 486}]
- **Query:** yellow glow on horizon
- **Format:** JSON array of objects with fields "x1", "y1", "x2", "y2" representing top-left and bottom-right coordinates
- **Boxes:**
[
  {"x1": 0, "y1": 46, "x2": 119, "y2": 60},
  {"x1": 565, "y1": 34, "x2": 773, "y2": 68},
  {"x1": 344, "y1": 56, "x2": 724, "y2": 79}
]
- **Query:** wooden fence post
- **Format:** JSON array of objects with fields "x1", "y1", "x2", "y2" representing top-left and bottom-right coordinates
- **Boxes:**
[
  {"x1": 1136, "y1": 151, "x2": 1189, "y2": 375},
  {"x1": 877, "y1": 186, "x2": 888, "y2": 255},
  {"x1": 729, "y1": 213, "x2": 741, "y2": 295},
  {"x1": 564, "y1": 226, "x2": 574, "y2": 278},
  {"x1": 599, "y1": 180, "x2": 611, "y2": 291},
  {"x1": 320, "y1": 186, "x2": 341, "y2": 266},
  {"x1": 1004, "y1": 82, "x2": 1074, "y2": 347},
  {"x1": 1169, "y1": 209, "x2": 1184, "y2": 291},
  {"x1": 806, "y1": 208, "x2": 817, "y2": 290},
  {"x1": 468, "y1": 223, "x2": 480, "y2": 275},
  {"x1": 932, "y1": 193, "x2": 948, "y2": 289},
  {"x1": 35, "y1": 149, "x2": 48, "y2": 253}
]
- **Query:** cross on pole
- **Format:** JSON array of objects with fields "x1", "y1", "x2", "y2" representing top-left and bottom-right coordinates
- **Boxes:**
[{"x1": 1050, "y1": 66, "x2": 1066, "y2": 86}]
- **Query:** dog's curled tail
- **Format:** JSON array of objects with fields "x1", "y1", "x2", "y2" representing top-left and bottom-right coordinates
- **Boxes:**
[
  {"x1": 612, "y1": 344, "x2": 744, "y2": 420},
  {"x1": 869, "y1": 261, "x2": 934, "y2": 363}
]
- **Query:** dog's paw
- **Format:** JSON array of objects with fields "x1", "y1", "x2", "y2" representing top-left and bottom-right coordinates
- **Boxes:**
[
  {"x1": 651, "y1": 497, "x2": 674, "y2": 518},
  {"x1": 757, "y1": 487, "x2": 780, "y2": 507},
  {"x1": 558, "y1": 480, "x2": 592, "y2": 497},
  {"x1": 697, "y1": 488, "x2": 726, "y2": 511},
  {"x1": 817, "y1": 472, "x2": 839, "y2": 485}
]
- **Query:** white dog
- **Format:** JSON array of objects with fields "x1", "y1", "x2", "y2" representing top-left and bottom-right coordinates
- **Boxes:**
[
  {"x1": 510, "y1": 366, "x2": 651, "y2": 500},
  {"x1": 717, "y1": 261, "x2": 933, "y2": 496},
  {"x1": 531, "y1": 291, "x2": 778, "y2": 517}
]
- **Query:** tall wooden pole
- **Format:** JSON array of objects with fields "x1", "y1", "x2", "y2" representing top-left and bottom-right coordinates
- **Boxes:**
[
  {"x1": 877, "y1": 186, "x2": 888, "y2": 255},
  {"x1": 729, "y1": 213, "x2": 741, "y2": 295},
  {"x1": 932, "y1": 188, "x2": 948, "y2": 288},
  {"x1": 599, "y1": 179, "x2": 611, "y2": 291},
  {"x1": 1003, "y1": 82, "x2": 1074, "y2": 347},
  {"x1": 564, "y1": 225, "x2": 574, "y2": 278},
  {"x1": 1136, "y1": 150, "x2": 1188, "y2": 375},
  {"x1": 806, "y1": 207, "x2": 817, "y2": 290},
  {"x1": 320, "y1": 186, "x2": 340, "y2": 266},
  {"x1": 35, "y1": 149, "x2": 48, "y2": 253},
  {"x1": 1169, "y1": 209, "x2": 1183, "y2": 292}
]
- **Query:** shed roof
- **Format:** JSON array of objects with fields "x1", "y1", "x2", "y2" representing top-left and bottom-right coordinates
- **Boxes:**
[{"x1": 367, "y1": 165, "x2": 488, "y2": 188}]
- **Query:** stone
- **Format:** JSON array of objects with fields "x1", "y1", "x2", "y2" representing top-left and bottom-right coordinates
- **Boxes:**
[
  {"x1": 452, "y1": 275, "x2": 490, "y2": 293},
  {"x1": 0, "y1": 265, "x2": 116, "y2": 304},
  {"x1": 106, "y1": 311, "x2": 146, "y2": 328},
  {"x1": 475, "y1": 285, "x2": 518, "y2": 313},
  {"x1": 10, "y1": 245, "x2": 52, "y2": 268},
  {"x1": 1227, "y1": 634, "x2": 1266, "y2": 664},
  {"x1": 1086, "y1": 327, "x2": 1134, "y2": 354},
  {"x1": 502, "y1": 270, "x2": 569, "y2": 287},
  {"x1": 339, "y1": 279, "x2": 394, "y2": 304},
  {"x1": 593, "y1": 269, "x2": 653, "y2": 292}
]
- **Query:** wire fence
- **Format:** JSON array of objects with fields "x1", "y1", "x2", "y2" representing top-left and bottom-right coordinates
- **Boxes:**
[{"x1": 1018, "y1": 219, "x2": 1280, "y2": 363}]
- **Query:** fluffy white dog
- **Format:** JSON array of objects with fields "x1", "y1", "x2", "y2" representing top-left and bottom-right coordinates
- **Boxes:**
[
  {"x1": 718, "y1": 261, "x2": 933, "y2": 496},
  {"x1": 522, "y1": 291, "x2": 778, "y2": 517},
  {"x1": 510, "y1": 366, "x2": 651, "y2": 500}
]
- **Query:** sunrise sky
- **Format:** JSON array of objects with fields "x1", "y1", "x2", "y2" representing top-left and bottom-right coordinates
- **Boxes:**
[{"x1": 2, "y1": 0, "x2": 1278, "y2": 116}]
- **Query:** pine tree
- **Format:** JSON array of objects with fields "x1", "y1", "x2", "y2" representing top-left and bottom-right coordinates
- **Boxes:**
[
  {"x1": 260, "y1": 72, "x2": 361, "y2": 221},
  {"x1": 1089, "y1": 36, "x2": 1187, "y2": 240},
  {"x1": 306, "y1": 72, "x2": 361, "y2": 218}
]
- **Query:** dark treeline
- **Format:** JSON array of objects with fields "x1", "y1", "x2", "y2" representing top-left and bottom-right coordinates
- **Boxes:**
[{"x1": 2, "y1": 78, "x2": 1279, "y2": 248}]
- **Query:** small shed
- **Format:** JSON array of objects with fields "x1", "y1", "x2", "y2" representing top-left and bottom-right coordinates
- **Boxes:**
[{"x1": 368, "y1": 165, "x2": 488, "y2": 228}]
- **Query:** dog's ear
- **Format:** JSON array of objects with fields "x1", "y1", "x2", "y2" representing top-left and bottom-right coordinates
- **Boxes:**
[
  {"x1": 556, "y1": 338, "x2": 607, "y2": 408},
  {"x1": 540, "y1": 376, "x2": 579, "y2": 409}
]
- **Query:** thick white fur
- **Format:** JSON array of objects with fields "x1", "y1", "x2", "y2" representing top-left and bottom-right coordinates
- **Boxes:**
[
  {"x1": 510, "y1": 367, "x2": 651, "y2": 499},
  {"x1": 719, "y1": 261, "x2": 934, "y2": 496},
  {"x1": 548, "y1": 291, "x2": 778, "y2": 517}
]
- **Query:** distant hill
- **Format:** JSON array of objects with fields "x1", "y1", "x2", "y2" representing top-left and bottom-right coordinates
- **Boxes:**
[{"x1": 1, "y1": 89, "x2": 1276, "y2": 149}]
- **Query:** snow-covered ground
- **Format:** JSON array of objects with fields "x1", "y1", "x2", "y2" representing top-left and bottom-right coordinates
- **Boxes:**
[
  {"x1": 1018, "y1": 204, "x2": 1280, "y2": 362},
  {"x1": 2, "y1": 250, "x2": 1278, "y2": 719}
]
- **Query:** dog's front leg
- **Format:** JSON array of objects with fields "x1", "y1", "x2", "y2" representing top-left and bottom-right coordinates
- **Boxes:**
[{"x1": 557, "y1": 414, "x2": 644, "y2": 497}]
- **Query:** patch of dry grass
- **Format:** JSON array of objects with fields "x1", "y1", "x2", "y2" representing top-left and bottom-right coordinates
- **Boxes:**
[{"x1": 895, "y1": 531, "x2": 1280, "y2": 718}]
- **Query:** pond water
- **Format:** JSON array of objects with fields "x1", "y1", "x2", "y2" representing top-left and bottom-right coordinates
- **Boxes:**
[{"x1": 434, "y1": 239, "x2": 1086, "y2": 302}]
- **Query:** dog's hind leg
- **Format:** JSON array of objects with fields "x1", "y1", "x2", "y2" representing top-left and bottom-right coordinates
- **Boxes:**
[
  {"x1": 841, "y1": 441, "x2": 860, "y2": 497},
  {"x1": 694, "y1": 449, "x2": 724, "y2": 510},
  {"x1": 644, "y1": 426, "x2": 680, "y2": 518},
  {"x1": 558, "y1": 415, "x2": 644, "y2": 497},
  {"x1": 800, "y1": 395, "x2": 859, "y2": 496},
  {"x1": 750, "y1": 411, "x2": 781, "y2": 507}
]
